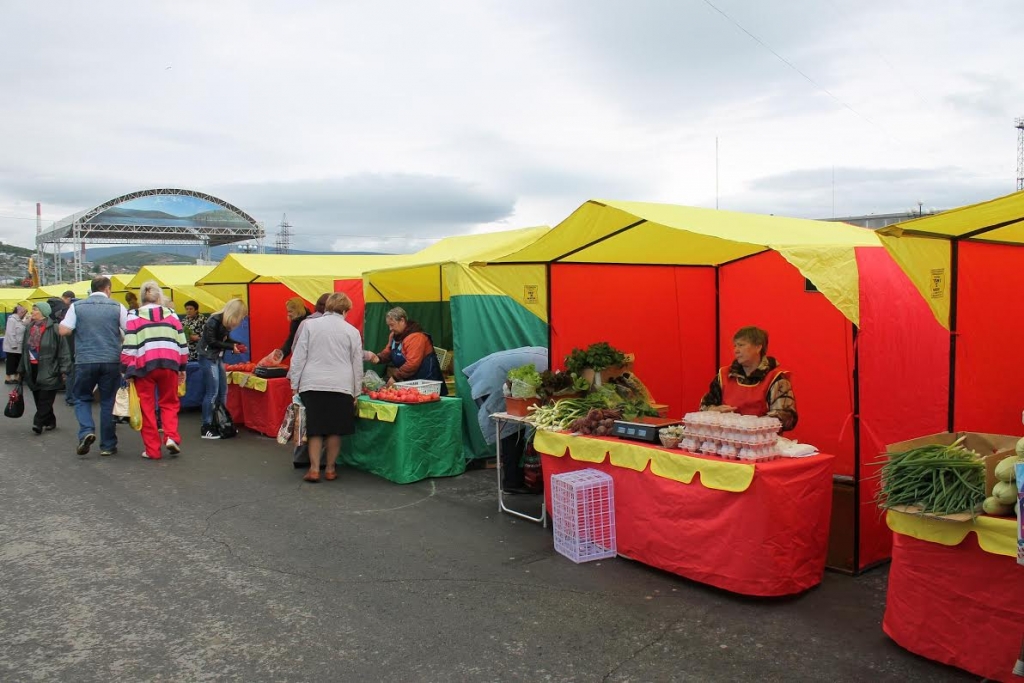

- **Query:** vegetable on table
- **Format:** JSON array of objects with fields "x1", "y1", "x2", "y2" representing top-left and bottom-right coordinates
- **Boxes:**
[
  {"x1": 563, "y1": 342, "x2": 626, "y2": 376},
  {"x1": 993, "y1": 455, "x2": 1020, "y2": 483},
  {"x1": 991, "y1": 480, "x2": 1016, "y2": 505},
  {"x1": 981, "y1": 496, "x2": 1014, "y2": 516},
  {"x1": 874, "y1": 438, "x2": 986, "y2": 516}
]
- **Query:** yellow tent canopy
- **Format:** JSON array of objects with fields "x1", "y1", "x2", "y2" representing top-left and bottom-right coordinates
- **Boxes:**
[
  {"x1": 0, "y1": 288, "x2": 34, "y2": 312},
  {"x1": 878, "y1": 190, "x2": 1024, "y2": 328},
  {"x1": 492, "y1": 200, "x2": 881, "y2": 325},
  {"x1": 197, "y1": 254, "x2": 404, "y2": 305},
  {"x1": 364, "y1": 227, "x2": 550, "y2": 305},
  {"x1": 28, "y1": 282, "x2": 91, "y2": 302},
  {"x1": 128, "y1": 265, "x2": 224, "y2": 312}
]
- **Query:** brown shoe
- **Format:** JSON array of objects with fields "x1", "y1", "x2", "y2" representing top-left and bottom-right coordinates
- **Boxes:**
[
  {"x1": 325, "y1": 470, "x2": 337, "y2": 481},
  {"x1": 303, "y1": 470, "x2": 320, "y2": 483}
]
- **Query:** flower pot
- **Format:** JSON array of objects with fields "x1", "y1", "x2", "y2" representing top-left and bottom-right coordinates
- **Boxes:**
[{"x1": 505, "y1": 396, "x2": 540, "y2": 417}]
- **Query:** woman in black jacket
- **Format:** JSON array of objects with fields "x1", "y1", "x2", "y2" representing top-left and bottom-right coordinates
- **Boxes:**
[
  {"x1": 196, "y1": 298, "x2": 247, "y2": 439},
  {"x1": 20, "y1": 302, "x2": 72, "y2": 434}
]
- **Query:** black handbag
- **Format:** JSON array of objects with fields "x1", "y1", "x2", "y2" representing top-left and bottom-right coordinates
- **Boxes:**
[
  {"x1": 4, "y1": 384, "x2": 24, "y2": 418},
  {"x1": 254, "y1": 365, "x2": 288, "y2": 379},
  {"x1": 213, "y1": 402, "x2": 237, "y2": 439}
]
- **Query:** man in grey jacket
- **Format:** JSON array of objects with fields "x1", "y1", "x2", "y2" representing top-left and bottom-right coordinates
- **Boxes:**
[{"x1": 59, "y1": 276, "x2": 128, "y2": 456}]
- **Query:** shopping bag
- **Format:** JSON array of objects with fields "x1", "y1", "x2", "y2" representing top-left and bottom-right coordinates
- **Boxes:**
[
  {"x1": 177, "y1": 373, "x2": 186, "y2": 397},
  {"x1": 4, "y1": 384, "x2": 24, "y2": 418},
  {"x1": 213, "y1": 402, "x2": 237, "y2": 439},
  {"x1": 127, "y1": 380, "x2": 143, "y2": 432},
  {"x1": 113, "y1": 384, "x2": 130, "y2": 418},
  {"x1": 277, "y1": 402, "x2": 296, "y2": 444}
]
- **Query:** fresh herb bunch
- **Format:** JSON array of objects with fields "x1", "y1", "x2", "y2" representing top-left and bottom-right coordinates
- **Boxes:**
[
  {"x1": 507, "y1": 363, "x2": 542, "y2": 387},
  {"x1": 564, "y1": 342, "x2": 626, "y2": 375},
  {"x1": 874, "y1": 439, "x2": 986, "y2": 516}
]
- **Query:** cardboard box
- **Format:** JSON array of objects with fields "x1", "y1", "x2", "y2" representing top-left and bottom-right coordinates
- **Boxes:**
[{"x1": 885, "y1": 431, "x2": 1019, "y2": 521}]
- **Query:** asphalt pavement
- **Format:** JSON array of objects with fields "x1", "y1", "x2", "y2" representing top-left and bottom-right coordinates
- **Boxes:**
[{"x1": 0, "y1": 397, "x2": 979, "y2": 682}]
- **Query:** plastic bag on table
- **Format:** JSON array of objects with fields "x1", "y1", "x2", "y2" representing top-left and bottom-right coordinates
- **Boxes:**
[
  {"x1": 361, "y1": 369, "x2": 385, "y2": 392},
  {"x1": 257, "y1": 349, "x2": 284, "y2": 367}
]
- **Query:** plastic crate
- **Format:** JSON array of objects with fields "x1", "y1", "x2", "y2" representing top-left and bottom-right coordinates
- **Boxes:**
[
  {"x1": 550, "y1": 469, "x2": 616, "y2": 563},
  {"x1": 434, "y1": 346, "x2": 453, "y2": 374},
  {"x1": 393, "y1": 379, "x2": 442, "y2": 396}
]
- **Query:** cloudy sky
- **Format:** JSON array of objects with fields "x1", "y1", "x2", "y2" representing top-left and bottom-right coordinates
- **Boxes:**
[{"x1": 1, "y1": 0, "x2": 1021, "y2": 253}]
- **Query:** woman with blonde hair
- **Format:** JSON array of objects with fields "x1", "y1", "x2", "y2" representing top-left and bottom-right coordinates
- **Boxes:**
[
  {"x1": 288, "y1": 292, "x2": 363, "y2": 482},
  {"x1": 121, "y1": 281, "x2": 188, "y2": 459},
  {"x1": 197, "y1": 298, "x2": 248, "y2": 439}
]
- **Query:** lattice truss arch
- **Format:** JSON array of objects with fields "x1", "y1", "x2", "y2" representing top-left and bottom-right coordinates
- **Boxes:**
[{"x1": 36, "y1": 188, "x2": 265, "y2": 283}]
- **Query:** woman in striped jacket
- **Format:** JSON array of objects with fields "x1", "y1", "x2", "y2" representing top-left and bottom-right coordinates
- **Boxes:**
[{"x1": 121, "y1": 281, "x2": 189, "y2": 460}]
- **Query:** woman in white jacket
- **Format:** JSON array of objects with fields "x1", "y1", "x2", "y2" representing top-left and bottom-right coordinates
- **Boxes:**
[
  {"x1": 287, "y1": 292, "x2": 363, "y2": 483},
  {"x1": 4, "y1": 305, "x2": 27, "y2": 384}
]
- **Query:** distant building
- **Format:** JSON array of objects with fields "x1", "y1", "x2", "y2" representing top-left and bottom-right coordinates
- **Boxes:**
[{"x1": 824, "y1": 210, "x2": 939, "y2": 230}]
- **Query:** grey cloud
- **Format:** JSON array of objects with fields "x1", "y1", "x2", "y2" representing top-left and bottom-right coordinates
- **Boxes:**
[
  {"x1": 731, "y1": 166, "x2": 1014, "y2": 218},
  {"x1": 209, "y1": 173, "x2": 517, "y2": 250}
]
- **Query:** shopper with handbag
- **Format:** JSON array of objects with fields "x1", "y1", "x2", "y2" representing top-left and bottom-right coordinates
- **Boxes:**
[
  {"x1": 196, "y1": 298, "x2": 247, "y2": 439},
  {"x1": 121, "y1": 281, "x2": 189, "y2": 460},
  {"x1": 19, "y1": 302, "x2": 72, "y2": 435},
  {"x1": 287, "y1": 292, "x2": 363, "y2": 482}
]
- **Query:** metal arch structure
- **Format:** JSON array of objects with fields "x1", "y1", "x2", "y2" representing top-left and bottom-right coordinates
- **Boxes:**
[{"x1": 36, "y1": 188, "x2": 266, "y2": 284}]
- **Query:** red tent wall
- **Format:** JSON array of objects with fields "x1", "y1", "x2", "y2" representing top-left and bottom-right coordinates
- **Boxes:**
[
  {"x1": 248, "y1": 283, "x2": 313, "y2": 362},
  {"x1": 719, "y1": 252, "x2": 856, "y2": 475},
  {"x1": 549, "y1": 264, "x2": 716, "y2": 415},
  {"x1": 333, "y1": 278, "x2": 366, "y2": 334},
  {"x1": 856, "y1": 247, "x2": 949, "y2": 569},
  {"x1": 954, "y1": 241, "x2": 1024, "y2": 435}
]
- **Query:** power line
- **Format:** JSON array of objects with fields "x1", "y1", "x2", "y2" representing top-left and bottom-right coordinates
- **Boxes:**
[{"x1": 700, "y1": 0, "x2": 884, "y2": 133}]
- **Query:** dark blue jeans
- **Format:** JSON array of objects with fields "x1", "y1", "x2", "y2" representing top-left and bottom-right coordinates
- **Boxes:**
[
  {"x1": 199, "y1": 357, "x2": 227, "y2": 425},
  {"x1": 73, "y1": 362, "x2": 121, "y2": 451}
]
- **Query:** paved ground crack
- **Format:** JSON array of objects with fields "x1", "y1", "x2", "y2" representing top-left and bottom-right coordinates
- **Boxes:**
[{"x1": 602, "y1": 619, "x2": 684, "y2": 682}]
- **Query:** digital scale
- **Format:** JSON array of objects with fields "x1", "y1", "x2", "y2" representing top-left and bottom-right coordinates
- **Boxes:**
[{"x1": 611, "y1": 417, "x2": 681, "y2": 443}]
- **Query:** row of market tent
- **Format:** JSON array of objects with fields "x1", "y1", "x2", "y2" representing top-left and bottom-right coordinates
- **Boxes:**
[{"x1": 2, "y1": 189, "x2": 1023, "y2": 572}]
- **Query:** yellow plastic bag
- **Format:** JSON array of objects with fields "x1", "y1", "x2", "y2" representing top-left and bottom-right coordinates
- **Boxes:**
[
  {"x1": 128, "y1": 380, "x2": 143, "y2": 432},
  {"x1": 177, "y1": 373, "x2": 186, "y2": 397}
]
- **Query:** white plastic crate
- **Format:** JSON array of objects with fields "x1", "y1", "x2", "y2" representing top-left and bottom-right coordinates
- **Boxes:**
[
  {"x1": 550, "y1": 469, "x2": 616, "y2": 563},
  {"x1": 393, "y1": 379, "x2": 442, "y2": 396}
]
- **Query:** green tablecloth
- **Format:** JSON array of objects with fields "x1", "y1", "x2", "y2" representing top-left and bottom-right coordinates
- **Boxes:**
[{"x1": 339, "y1": 396, "x2": 465, "y2": 484}]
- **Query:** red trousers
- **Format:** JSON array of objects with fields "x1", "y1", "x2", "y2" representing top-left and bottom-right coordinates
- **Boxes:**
[{"x1": 134, "y1": 369, "x2": 181, "y2": 459}]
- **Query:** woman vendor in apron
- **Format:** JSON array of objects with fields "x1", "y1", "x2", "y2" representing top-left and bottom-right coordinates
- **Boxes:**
[
  {"x1": 368, "y1": 306, "x2": 448, "y2": 396},
  {"x1": 698, "y1": 325, "x2": 797, "y2": 431}
]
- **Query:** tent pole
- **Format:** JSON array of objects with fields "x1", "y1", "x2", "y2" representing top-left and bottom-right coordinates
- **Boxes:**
[
  {"x1": 714, "y1": 266, "x2": 721, "y2": 369},
  {"x1": 550, "y1": 219, "x2": 646, "y2": 262},
  {"x1": 546, "y1": 263, "x2": 553, "y2": 367},
  {"x1": 947, "y1": 240, "x2": 959, "y2": 432},
  {"x1": 851, "y1": 323, "x2": 861, "y2": 573}
]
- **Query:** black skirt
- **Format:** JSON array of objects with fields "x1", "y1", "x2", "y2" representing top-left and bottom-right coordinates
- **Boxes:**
[{"x1": 300, "y1": 391, "x2": 355, "y2": 437}]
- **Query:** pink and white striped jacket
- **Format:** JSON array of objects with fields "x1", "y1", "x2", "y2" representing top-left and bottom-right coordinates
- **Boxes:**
[{"x1": 120, "y1": 304, "x2": 189, "y2": 378}]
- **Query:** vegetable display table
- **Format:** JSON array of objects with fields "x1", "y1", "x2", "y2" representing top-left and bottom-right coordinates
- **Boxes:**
[
  {"x1": 225, "y1": 374, "x2": 292, "y2": 438},
  {"x1": 535, "y1": 431, "x2": 834, "y2": 597},
  {"x1": 883, "y1": 510, "x2": 1023, "y2": 682},
  {"x1": 339, "y1": 396, "x2": 465, "y2": 484}
]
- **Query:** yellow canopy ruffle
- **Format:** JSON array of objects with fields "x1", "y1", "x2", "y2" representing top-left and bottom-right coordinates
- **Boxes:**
[
  {"x1": 533, "y1": 431, "x2": 755, "y2": 493},
  {"x1": 886, "y1": 509, "x2": 1017, "y2": 558},
  {"x1": 356, "y1": 398, "x2": 398, "y2": 423}
]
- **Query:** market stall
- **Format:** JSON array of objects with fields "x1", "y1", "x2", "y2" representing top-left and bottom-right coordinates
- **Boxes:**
[
  {"x1": 487, "y1": 200, "x2": 949, "y2": 572},
  {"x1": 883, "y1": 510, "x2": 1023, "y2": 682},
  {"x1": 536, "y1": 431, "x2": 834, "y2": 596},
  {"x1": 362, "y1": 227, "x2": 549, "y2": 461},
  {"x1": 225, "y1": 372, "x2": 292, "y2": 438},
  {"x1": 127, "y1": 266, "x2": 224, "y2": 313},
  {"x1": 197, "y1": 254, "x2": 398, "y2": 362},
  {"x1": 338, "y1": 396, "x2": 465, "y2": 483},
  {"x1": 879, "y1": 189, "x2": 1024, "y2": 437}
]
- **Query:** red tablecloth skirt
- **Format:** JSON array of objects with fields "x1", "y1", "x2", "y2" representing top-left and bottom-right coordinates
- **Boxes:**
[
  {"x1": 541, "y1": 448, "x2": 834, "y2": 597},
  {"x1": 227, "y1": 377, "x2": 292, "y2": 438},
  {"x1": 883, "y1": 531, "x2": 1024, "y2": 682}
]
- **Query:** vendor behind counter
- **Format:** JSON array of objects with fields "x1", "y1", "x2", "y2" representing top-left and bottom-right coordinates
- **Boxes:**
[
  {"x1": 368, "y1": 306, "x2": 447, "y2": 395},
  {"x1": 699, "y1": 325, "x2": 798, "y2": 431}
]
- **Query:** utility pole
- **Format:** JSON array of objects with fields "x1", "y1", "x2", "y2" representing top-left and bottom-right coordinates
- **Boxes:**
[
  {"x1": 275, "y1": 214, "x2": 292, "y2": 254},
  {"x1": 1016, "y1": 117, "x2": 1024, "y2": 191}
]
